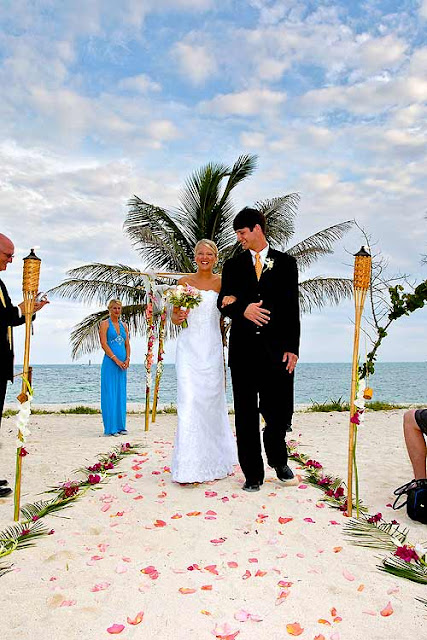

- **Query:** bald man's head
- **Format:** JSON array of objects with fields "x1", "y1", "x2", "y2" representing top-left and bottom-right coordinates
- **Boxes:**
[{"x1": 0, "y1": 234, "x2": 15, "y2": 271}]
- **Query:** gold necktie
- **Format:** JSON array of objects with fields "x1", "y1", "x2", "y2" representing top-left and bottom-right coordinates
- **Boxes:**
[{"x1": 254, "y1": 253, "x2": 262, "y2": 280}]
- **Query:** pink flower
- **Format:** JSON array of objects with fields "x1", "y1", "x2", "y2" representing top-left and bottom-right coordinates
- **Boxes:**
[
  {"x1": 88, "y1": 463, "x2": 102, "y2": 472},
  {"x1": 306, "y1": 459, "x2": 322, "y2": 469},
  {"x1": 48, "y1": 529, "x2": 55, "y2": 535},
  {"x1": 367, "y1": 512, "x2": 382, "y2": 523},
  {"x1": 32, "y1": 515, "x2": 39, "y2": 522},
  {"x1": 350, "y1": 413, "x2": 360, "y2": 424},
  {"x1": 103, "y1": 462, "x2": 114, "y2": 470},
  {"x1": 395, "y1": 545, "x2": 419, "y2": 563},
  {"x1": 88, "y1": 474, "x2": 101, "y2": 484},
  {"x1": 19, "y1": 447, "x2": 29, "y2": 457}
]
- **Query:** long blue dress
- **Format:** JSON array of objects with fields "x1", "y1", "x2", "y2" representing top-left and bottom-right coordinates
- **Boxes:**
[{"x1": 101, "y1": 319, "x2": 127, "y2": 435}]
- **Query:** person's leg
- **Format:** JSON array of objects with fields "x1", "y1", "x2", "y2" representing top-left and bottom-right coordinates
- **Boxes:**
[
  {"x1": 403, "y1": 410, "x2": 427, "y2": 479},
  {"x1": 0, "y1": 376, "x2": 7, "y2": 430},
  {"x1": 0, "y1": 377, "x2": 13, "y2": 494},
  {"x1": 259, "y1": 364, "x2": 293, "y2": 470},
  {"x1": 230, "y1": 367, "x2": 264, "y2": 485}
]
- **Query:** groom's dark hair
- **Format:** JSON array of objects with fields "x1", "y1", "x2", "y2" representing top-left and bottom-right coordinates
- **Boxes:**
[{"x1": 233, "y1": 207, "x2": 266, "y2": 234}]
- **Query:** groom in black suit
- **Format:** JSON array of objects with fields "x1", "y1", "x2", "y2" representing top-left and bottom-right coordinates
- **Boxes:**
[
  {"x1": 0, "y1": 233, "x2": 48, "y2": 497},
  {"x1": 218, "y1": 208, "x2": 300, "y2": 492}
]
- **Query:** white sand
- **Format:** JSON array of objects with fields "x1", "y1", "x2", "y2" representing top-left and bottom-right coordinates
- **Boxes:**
[{"x1": 0, "y1": 409, "x2": 426, "y2": 639}]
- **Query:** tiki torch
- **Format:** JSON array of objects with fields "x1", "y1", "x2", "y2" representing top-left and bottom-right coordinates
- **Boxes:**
[
  {"x1": 347, "y1": 246, "x2": 371, "y2": 518},
  {"x1": 14, "y1": 249, "x2": 41, "y2": 521}
]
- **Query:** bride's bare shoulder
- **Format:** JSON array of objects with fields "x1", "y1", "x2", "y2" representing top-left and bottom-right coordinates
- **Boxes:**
[{"x1": 212, "y1": 274, "x2": 222, "y2": 292}]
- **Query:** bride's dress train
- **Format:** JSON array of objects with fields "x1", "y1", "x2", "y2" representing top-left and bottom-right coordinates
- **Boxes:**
[{"x1": 172, "y1": 290, "x2": 237, "y2": 483}]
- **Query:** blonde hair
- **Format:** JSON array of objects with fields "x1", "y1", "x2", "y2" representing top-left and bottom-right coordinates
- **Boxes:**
[
  {"x1": 108, "y1": 299, "x2": 122, "y2": 311},
  {"x1": 194, "y1": 239, "x2": 218, "y2": 259}
]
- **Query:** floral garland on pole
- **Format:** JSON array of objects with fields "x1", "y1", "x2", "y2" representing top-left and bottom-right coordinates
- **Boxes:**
[
  {"x1": 144, "y1": 280, "x2": 156, "y2": 432},
  {"x1": 151, "y1": 304, "x2": 166, "y2": 423}
]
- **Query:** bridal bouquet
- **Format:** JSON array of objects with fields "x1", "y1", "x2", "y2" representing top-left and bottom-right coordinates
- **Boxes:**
[{"x1": 166, "y1": 283, "x2": 202, "y2": 328}]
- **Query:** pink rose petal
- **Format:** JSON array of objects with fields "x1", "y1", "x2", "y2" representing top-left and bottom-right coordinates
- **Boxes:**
[
  {"x1": 342, "y1": 569, "x2": 355, "y2": 581},
  {"x1": 60, "y1": 600, "x2": 76, "y2": 607},
  {"x1": 91, "y1": 582, "x2": 110, "y2": 592},
  {"x1": 380, "y1": 601, "x2": 394, "y2": 617},
  {"x1": 107, "y1": 624, "x2": 125, "y2": 634}
]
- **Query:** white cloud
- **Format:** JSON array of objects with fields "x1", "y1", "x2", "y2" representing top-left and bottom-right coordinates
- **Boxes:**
[
  {"x1": 420, "y1": 0, "x2": 427, "y2": 19},
  {"x1": 118, "y1": 74, "x2": 162, "y2": 93},
  {"x1": 200, "y1": 88, "x2": 286, "y2": 116},
  {"x1": 173, "y1": 41, "x2": 218, "y2": 85}
]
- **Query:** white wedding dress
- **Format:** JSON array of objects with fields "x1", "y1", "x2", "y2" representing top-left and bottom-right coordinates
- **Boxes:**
[{"x1": 172, "y1": 289, "x2": 237, "y2": 483}]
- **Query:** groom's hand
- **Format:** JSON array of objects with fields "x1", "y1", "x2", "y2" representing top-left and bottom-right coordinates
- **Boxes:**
[
  {"x1": 244, "y1": 300, "x2": 270, "y2": 326},
  {"x1": 283, "y1": 352, "x2": 298, "y2": 373}
]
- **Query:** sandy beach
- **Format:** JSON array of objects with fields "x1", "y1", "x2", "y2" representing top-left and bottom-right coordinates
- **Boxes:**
[{"x1": 0, "y1": 409, "x2": 426, "y2": 639}]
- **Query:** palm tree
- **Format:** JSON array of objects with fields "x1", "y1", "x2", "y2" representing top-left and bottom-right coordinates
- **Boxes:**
[{"x1": 50, "y1": 154, "x2": 353, "y2": 358}]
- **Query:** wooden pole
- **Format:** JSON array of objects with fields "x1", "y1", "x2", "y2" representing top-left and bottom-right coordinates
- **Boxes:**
[
  {"x1": 14, "y1": 250, "x2": 41, "y2": 521},
  {"x1": 347, "y1": 247, "x2": 371, "y2": 518}
]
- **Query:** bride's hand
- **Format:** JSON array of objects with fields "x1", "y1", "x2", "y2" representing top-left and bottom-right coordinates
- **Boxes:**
[
  {"x1": 172, "y1": 307, "x2": 189, "y2": 325},
  {"x1": 221, "y1": 295, "x2": 237, "y2": 307}
]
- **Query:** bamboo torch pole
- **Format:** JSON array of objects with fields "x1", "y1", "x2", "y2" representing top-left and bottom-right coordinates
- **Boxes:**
[
  {"x1": 14, "y1": 249, "x2": 41, "y2": 521},
  {"x1": 347, "y1": 246, "x2": 371, "y2": 518},
  {"x1": 151, "y1": 306, "x2": 166, "y2": 423}
]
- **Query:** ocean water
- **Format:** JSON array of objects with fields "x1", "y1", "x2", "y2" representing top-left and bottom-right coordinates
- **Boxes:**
[{"x1": 5, "y1": 362, "x2": 427, "y2": 406}]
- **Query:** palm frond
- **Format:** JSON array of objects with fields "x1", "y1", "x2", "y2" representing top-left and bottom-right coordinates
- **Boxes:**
[
  {"x1": 344, "y1": 516, "x2": 408, "y2": 550},
  {"x1": 256, "y1": 194, "x2": 300, "y2": 249},
  {"x1": 48, "y1": 264, "x2": 148, "y2": 307},
  {"x1": 287, "y1": 221, "x2": 354, "y2": 270},
  {"x1": 379, "y1": 556, "x2": 427, "y2": 584},
  {"x1": 0, "y1": 520, "x2": 49, "y2": 556},
  {"x1": 0, "y1": 562, "x2": 13, "y2": 578},
  {"x1": 125, "y1": 199, "x2": 195, "y2": 272},
  {"x1": 298, "y1": 277, "x2": 353, "y2": 313},
  {"x1": 20, "y1": 498, "x2": 76, "y2": 521}
]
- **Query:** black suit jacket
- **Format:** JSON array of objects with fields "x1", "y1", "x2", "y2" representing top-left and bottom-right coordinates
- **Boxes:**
[
  {"x1": 218, "y1": 248, "x2": 300, "y2": 367},
  {"x1": 0, "y1": 278, "x2": 25, "y2": 382}
]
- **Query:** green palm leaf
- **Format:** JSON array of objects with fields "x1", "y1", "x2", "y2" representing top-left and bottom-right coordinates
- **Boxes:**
[
  {"x1": 379, "y1": 556, "x2": 427, "y2": 584},
  {"x1": 299, "y1": 277, "x2": 353, "y2": 312},
  {"x1": 0, "y1": 562, "x2": 13, "y2": 577},
  {"x1": 49, "y1": 264, "x2": 148, "y2": 307},
  {"x1": 344, "y1": 516, "x2": 408, "y2": 551},
  {"x1": 287, "y1": 221, "x2": 354, "y2": 270},
  {"x1": 125, "y1": 200, "x2": 195, "y2": 272}
]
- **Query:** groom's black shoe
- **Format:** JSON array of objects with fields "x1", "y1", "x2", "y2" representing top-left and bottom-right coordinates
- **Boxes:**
[
  {"x1": 0, "y1": 486, "x2": 12, "y2": 497},
  {"x1": 0, "y1": 479, "x2": 8, "y2": 487},
  {"x1": 242, "y1": 481, "x2": 261, "y2": 492},
  {"x1": 275, "y1": 465, "x2": 294, "y2": 482}
]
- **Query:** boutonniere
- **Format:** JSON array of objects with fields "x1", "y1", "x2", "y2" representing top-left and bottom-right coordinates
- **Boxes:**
[{"x1": 264, "y1": 258, "x2": 274, "y2": 272}]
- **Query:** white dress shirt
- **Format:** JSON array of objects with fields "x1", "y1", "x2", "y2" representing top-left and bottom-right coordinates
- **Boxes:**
[{"x1": 249, "y1": 244, "x2": 269, "y2": 268}]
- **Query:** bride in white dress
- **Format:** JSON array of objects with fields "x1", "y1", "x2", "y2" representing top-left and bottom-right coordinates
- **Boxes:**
[{"x1": 171, "y1": 239, "x2": 237, "y2": 483}]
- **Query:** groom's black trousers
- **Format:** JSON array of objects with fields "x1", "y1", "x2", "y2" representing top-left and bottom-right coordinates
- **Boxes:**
[{"x1": 230, "y1": 354, "x2": 294, "y2": 484}]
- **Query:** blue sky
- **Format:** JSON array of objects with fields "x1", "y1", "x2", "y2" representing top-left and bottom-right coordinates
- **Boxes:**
[{"x1": 0, "y1": 0, "x2": 426, "y2": 366}]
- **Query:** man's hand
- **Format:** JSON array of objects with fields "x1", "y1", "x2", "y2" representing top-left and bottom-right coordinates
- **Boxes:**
[
  {"x1": 283, "y1": 352, "x2": 298, "y2": 373},
  {"x1": 34, "y1": 297, "x2": 50, "y2": 312},
  {"x1": 244, "y1": 300, "x2": 270, "y2": 327}
]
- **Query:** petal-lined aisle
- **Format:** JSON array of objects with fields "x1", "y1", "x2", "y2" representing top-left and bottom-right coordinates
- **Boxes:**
[{"x1": 0, "y1": 411, "x2": 425, "y2": 639}]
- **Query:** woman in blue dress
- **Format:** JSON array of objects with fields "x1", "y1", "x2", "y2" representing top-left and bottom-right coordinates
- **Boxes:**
[{"x1": 99, "y1": 299, "x2": 130, "y2": 436}]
